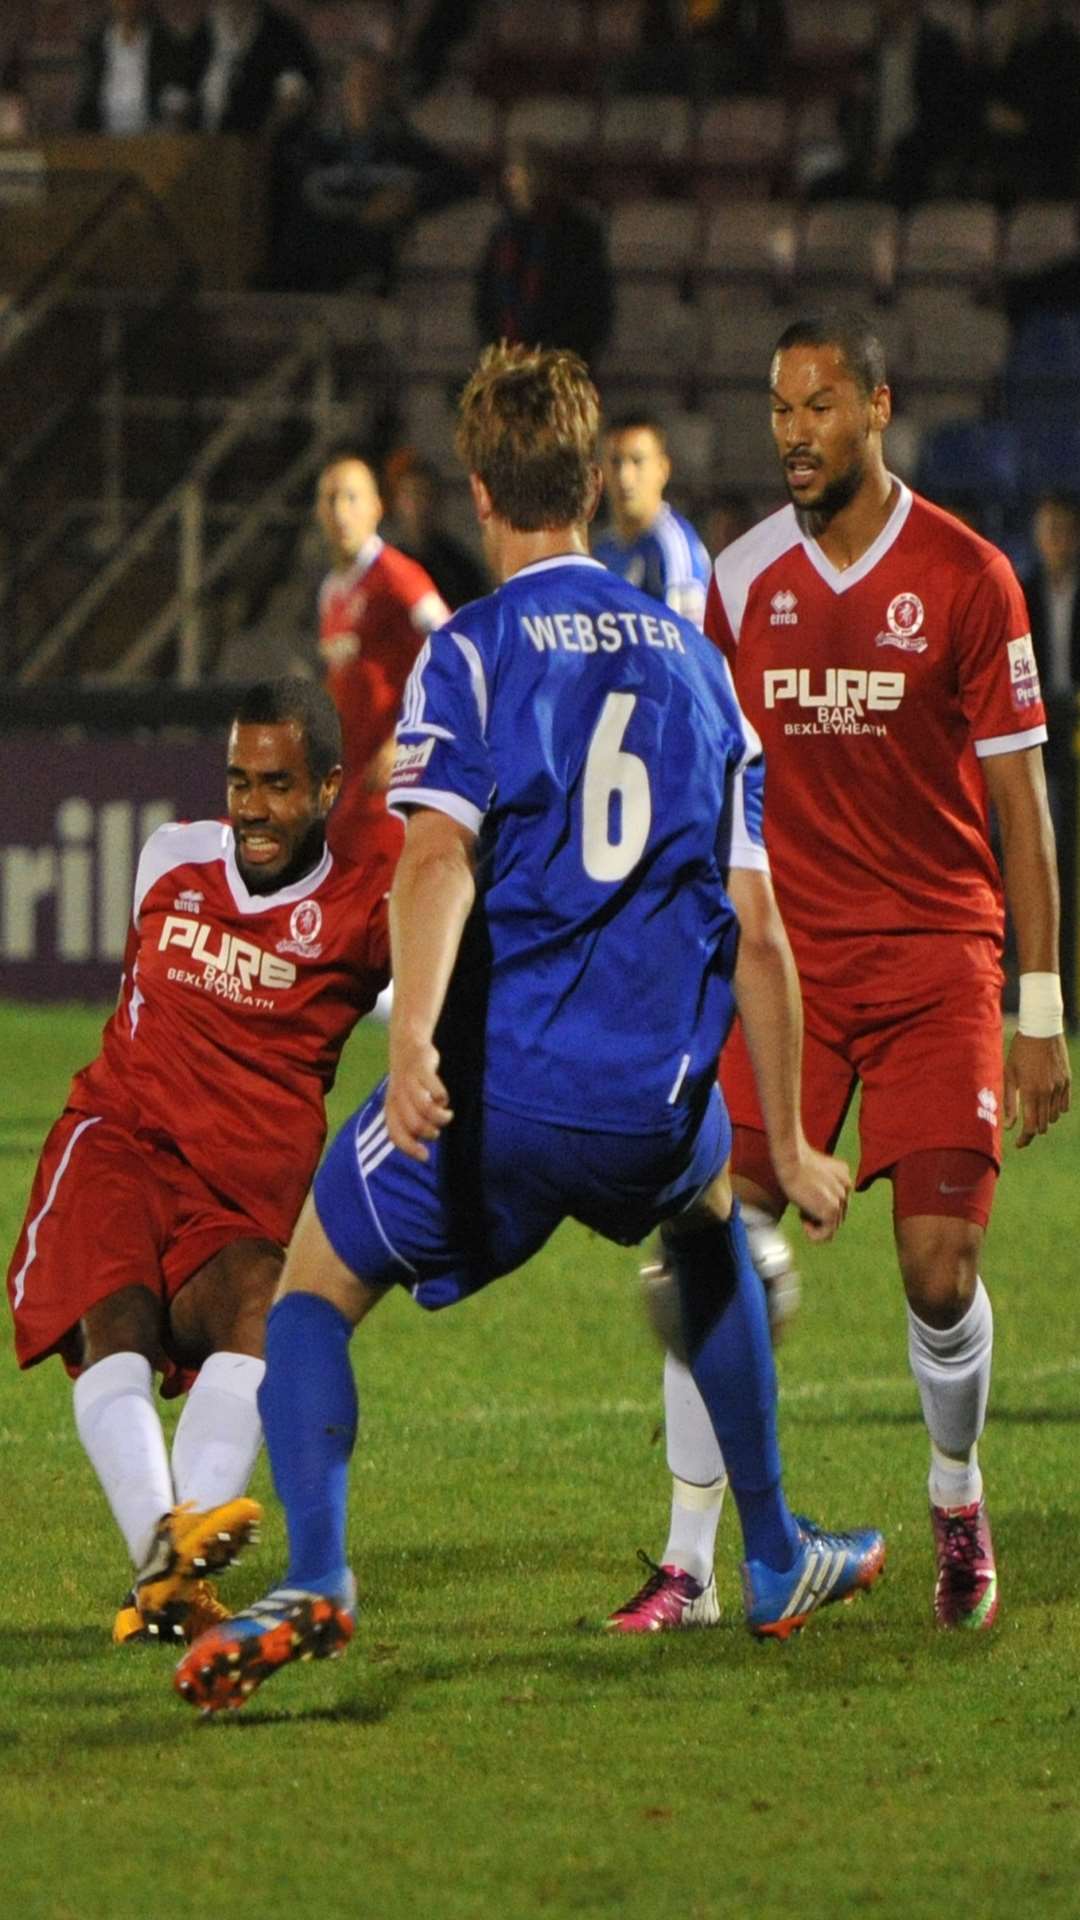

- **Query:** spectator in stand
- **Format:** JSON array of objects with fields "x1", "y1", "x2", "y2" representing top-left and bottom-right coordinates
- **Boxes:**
[
  {"x1": 0, "y1": 42, "x2": 29, "y2": 139},
  {"x1": 382, "y1": 451, "x2": 488, "y2": 611},
  {"x1": 475, "y1": 146, "x2": 614, "y2": 369},
  {"x1": 620, "y1": 1, "x2": 787, "y2": 97},
  {"x1": 189, "y1": 0, "x2": 318, "y2": 140},
  {"x1": 272, "y1": 49, "x2": 476, "y2": 295},
  {"x1": 976, "y1": 0, "x2": 1080, "y2": 203},
  {"x1": 1025, "y1": 491, "x2": 1080, "y2": 701},
  {"x1": 817, "y1": 1, "x2": 977, "y2": 207},
  {"x1": 74, "y1": 0, "x2": 193, "y2": 134},
  {"x1": 402, "y1": 0, "x2": 486, "y2": 100}
]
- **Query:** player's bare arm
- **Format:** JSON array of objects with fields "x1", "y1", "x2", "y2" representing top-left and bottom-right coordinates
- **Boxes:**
[
  {"x1": 982, "y1": 746, "x2": 1072, "y2": 1147},
  {"x1": 727, "y1": 866, "x2": 851, "y2": 1239},
  {"x1": 386, "y1": 806, "x2": 477, "y2": 1161}
]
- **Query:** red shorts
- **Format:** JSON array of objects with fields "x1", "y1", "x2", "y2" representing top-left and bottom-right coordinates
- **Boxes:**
[
  {"x1": 720, "y1": 955, "x2": 1003, "y2": 1214},
  {"x1": 6, "y1": 1110, "x2": 278, "y2": 1386}
]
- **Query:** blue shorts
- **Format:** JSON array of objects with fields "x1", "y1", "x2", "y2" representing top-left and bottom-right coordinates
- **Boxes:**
[{"x1": 313, "y1": 1082, "x2": 731, "y2": 1310}]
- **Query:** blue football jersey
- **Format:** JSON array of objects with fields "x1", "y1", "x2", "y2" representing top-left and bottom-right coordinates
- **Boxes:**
[
  {"x1": 593, "y1": 503, "x2": 711, "y2": 628},
  {"x1": 388, "y1": 554, "x2": 767, "y2": 1135}
]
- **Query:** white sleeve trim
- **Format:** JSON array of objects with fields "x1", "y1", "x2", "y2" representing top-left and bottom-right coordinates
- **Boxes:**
[
  {"x1": 973, "y1": 725, "x2": 1048, "y2": 758},
  {"x1": 132, "y1": 820, "x2": 226, "y2": 927},
  {"x1": 387, "y1": 787, "x2": 485, "y2": 834},
  {"x1": 411, "y1": 590, "x2": 450, "y2": 635},
  {"x1": 451, "y1": 629, "x2": 489, "y2": 736}
]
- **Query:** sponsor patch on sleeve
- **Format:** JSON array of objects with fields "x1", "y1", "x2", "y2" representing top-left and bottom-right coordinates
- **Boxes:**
[
  {"x1": 390, "y1": 736, "x2": 437, "y2": 786},
  {"x1": 1006, "y1": 633, "x2": 1041, "y2": 710}
]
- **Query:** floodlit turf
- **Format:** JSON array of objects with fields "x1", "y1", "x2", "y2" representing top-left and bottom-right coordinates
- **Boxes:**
[{"x1": 1, "y1": 1000, "x2": 1077, "y2": 1920}]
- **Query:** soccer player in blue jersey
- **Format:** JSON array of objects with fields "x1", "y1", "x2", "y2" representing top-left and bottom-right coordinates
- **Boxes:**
[
  {"x1": 174, "y1": 344, "x2": 885, "y2": 1714},
  {"x1": 593, "y1": 413, "x2": 712, "y2": 627}
]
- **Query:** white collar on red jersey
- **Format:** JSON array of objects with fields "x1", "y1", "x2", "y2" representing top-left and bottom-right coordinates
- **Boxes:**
[
  {"x1": 798, "y1": 476, "x2": 913, "y2": 595},
  {"x1": 224, "y1": 829, "x2": 334, "y2": 915},
  {"x1": 330, "y1": 535, "x2": 384, "y2": 591}
]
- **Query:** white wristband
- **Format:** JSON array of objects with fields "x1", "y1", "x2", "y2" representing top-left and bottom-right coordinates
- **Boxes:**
[{"x1": 1018, "y1": 972, "x2": 1064, "y2": 1038}]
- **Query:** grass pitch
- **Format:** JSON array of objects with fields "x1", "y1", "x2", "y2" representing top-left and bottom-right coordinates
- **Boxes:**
[{"x1": 1, "y1": 1001, "x2": 1077, "y2": 1920}]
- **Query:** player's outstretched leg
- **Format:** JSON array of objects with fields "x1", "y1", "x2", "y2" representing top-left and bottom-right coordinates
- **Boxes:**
[
  {"x1": 174, "y1": 1576, "x2": 356, "y2": 1712},
  {"x1": 133, "y1": 1498, "x2": 262, "y2": 1641},
  {"x1": 603, "y1": 1548, "x2": 720, "y2": 1634},
  {"x1": 742, "y1": 1517, "x2": 886, "y2": 1640}
]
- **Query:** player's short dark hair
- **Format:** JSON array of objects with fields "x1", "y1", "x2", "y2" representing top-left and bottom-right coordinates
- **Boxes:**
[
  {"x1": 603, "y1": 411, "x2": 668, "y2": 451},
  {"x1": 457, "y1": 341, "x2": 600, "y2": 531},
  {"x1": 230, "y1": 678, "x2": 342, "y2": 782},
  {"x1": 773, "y1": 310, "x2": 887, "y2": 397},
  {"x1": 1035, "y1": 488, "x2": 1080, "y2": 517}
]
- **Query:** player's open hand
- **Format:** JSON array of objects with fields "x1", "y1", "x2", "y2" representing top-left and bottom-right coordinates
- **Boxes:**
[
  {"x1": 385, "y1": 1040, "x2": 453, "y2": 1162},
  {"x1": 1004, "y1": 1031, "x2": 1071, "y2": 1148},
  {"x1": 774, "y1": 1143, "x2": 852, "y2": 1243}
]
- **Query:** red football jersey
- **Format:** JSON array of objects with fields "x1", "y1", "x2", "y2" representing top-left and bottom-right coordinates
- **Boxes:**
[
  {"x1": 318, "y1": 536, "x2": 448, "y2": 792},
  {"x1": 706, "y1": 484, "x2": 1047, "y2": 994},
  {"x1": 65, "y1": 820, "x2": 393, "y2": 1246}
]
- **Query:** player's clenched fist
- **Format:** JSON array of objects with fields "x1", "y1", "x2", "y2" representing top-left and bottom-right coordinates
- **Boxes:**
[
  {"x1": 385, "y1": 1040, "x2": 453, "y2": 1161},
  {"x1": 774, "y1": 1143, "x2": 852, "y2": 1243}
]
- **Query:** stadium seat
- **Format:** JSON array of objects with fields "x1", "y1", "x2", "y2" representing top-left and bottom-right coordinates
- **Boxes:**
[
  {"x1": 407, "y1": 286, "x2": 478, "y2": 377},
  {"x1": 663, "y1": 409, "x2": 714, "y2": 491},
  {"x1": 1005, "y1": 310, "x2": 1080, "y2": 384},
  {"x1": 503, "y1": 96, "x2": 597, "y2": 154},
  {"x1": 696, "y1": 97, "x2": 788, "y2": 182},
  {"x1": 398, "y1": 380, "x2": 461, "y2": 477},
  {"x1": 495, "y1": 0, "x2": 587, "y2": 51},
  {"x1": 900, "y1": 289, "x2": 1009, "y2": 385},
  {"x1": 608, "y1": 199, "x2": 699, "y2": 275},
  {"x1": 698, "y1": 199, "x2": 797, "y2": 288},
  {"x1": 410, "y1": 88, "x2": 499, "y2": 164},
  {"x1": 915, "y1": 421, "x2": 1021, "y2": 506},
  {"x1": 596, "y1": 283, "x2": 697, "y2": 378},
  {"x1": 701, "y1": 290, "x2": 794, "y2": 380},
  {"x1": 598, "y1": 97, "x2": 693, "y2": 167},
  {"x1": 785, "y1": 0, "x2": 876, "y2": 57},
  {"x1": 1016, "y1": 421, "x2": 1080, "y2": 497},
  {"x1": 398, "y1": 199, "x2": 499, "y2": 276},
  {"x1": 703, "y1": 386, "x2": 777, "y2": 489},
  {"x1": 900, "y1": 201, "x2": 1000, "y2": 289},
  {"x1": 798, "y1": 200, "x2": 899, "y2": 297},
  {"x1": 1001, "y1": 202, "x2": 1078, "y2": 277}
]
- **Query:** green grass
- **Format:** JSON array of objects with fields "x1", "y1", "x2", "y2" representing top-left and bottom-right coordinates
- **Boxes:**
[{"x1": 1, "y1": 1002, "x2": 1077, "y2": 1920}]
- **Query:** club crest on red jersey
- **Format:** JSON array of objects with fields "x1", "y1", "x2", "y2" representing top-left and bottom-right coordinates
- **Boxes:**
[
  {"x1": 276, "y1": 898, "x2": 324, "y2": 959},
  {"x1": 875, "y1": 591, "x2": 928, "y2": 653}
]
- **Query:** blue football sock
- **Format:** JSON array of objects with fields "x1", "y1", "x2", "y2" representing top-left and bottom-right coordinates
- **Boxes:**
[
  {"x1": 670, "y1": 1205, "x2": 800, "y2": 1573},
  {"x1": 257, "y1": 1292, "x2": 358, "y2": 1593}
]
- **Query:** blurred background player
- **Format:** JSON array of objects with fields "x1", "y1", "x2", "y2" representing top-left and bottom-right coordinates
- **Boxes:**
[
  {"x1": 175, "y1": 341, "x2": 882, "y2": 1715},
  {"x1": 608, "y1": 310, "x2": 1070, "y2": 1638},
  {"x1": 6, "y1": 681, "x2": 394, "y2": 1646},
  {"x1": 594, "y1": 413, "x2": 711, "y2": 628},
  {"x1": 315, "y1": 452, "x2": 448, "y2": 868},
  {"x1": 382, "y1": 449, "x2": 488, "y2": 611}
]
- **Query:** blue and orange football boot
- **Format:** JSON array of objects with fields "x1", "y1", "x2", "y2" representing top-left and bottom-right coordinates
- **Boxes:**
[
  {"x1": 742, "y1": 1516, "x2": 886, "y2": 1640},
  {"x1": 174, "y1": 1576, "x2": 356, "y2": 1712}
]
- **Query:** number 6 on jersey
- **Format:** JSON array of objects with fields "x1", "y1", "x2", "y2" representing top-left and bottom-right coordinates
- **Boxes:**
[{"x1": 581, "y1": 692, "x2": 652, "y2": 882}]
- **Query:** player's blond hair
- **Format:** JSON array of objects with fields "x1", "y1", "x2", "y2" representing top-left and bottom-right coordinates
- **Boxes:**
[{"x1": 456, "y1": 342, "x2": 600, "y2": 531}]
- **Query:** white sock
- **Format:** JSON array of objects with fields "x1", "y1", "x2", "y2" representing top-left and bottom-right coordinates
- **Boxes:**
[
  {"x1": 661, "y1": 1350, "x2": 727, "y2": 1581},
  {"x1": 662, "y1": 1475, "x2": 727, "y2": 1585},
  {"x1": 73, "y1": 1352, "x2": 174, "y2": 1569},
  {"x1": 907, "y1": 1278, "x2": 993, "y2": 1510},
  {"x1": 170, "y1": 1351, "x2": 265, "y2": 1511}
]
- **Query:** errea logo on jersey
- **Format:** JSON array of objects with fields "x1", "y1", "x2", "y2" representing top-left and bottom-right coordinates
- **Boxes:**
[
  {"x1": 158, "y1": 915, "x2": 297, "y2": 995},
  {"x1": 763, "y1": 667, "x2": 905, "y2": 737},
  {"x1": 770, "y1": 589, "x2": 798, "y2": 625}
]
